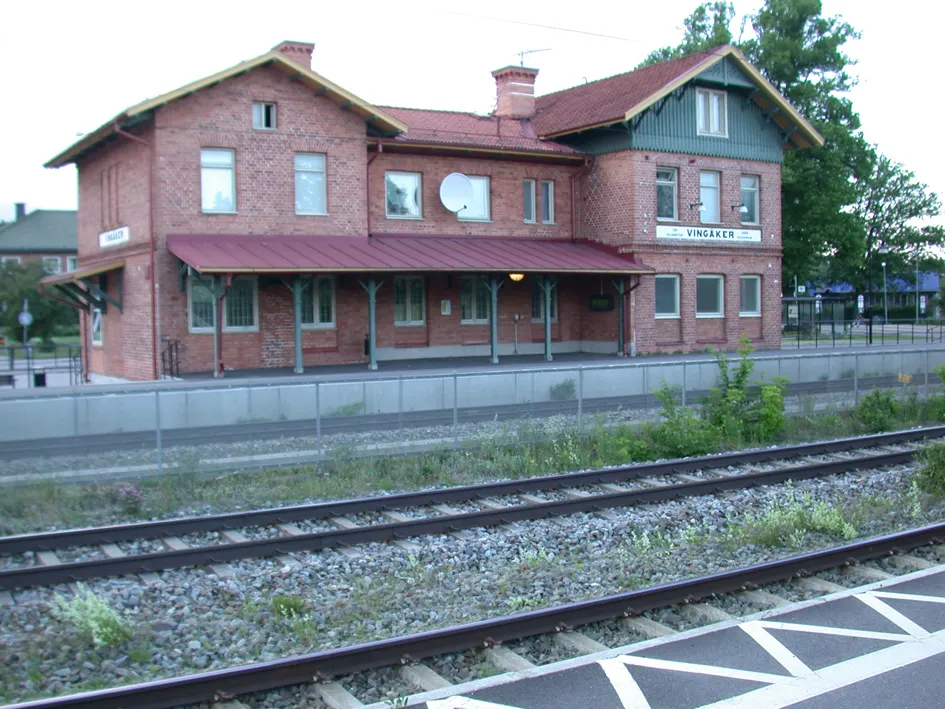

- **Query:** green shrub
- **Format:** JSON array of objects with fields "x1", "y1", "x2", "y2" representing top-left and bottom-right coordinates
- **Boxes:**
[
  {"x1": 52, "y1": 583, "x2": 133, "y2": 647},
  {"x1": 594, "y1": 426, "x2": 654, "y2": 465},
  {"x1": 648, "y1": 383, "x2": 718, "y2": 458},
  {"x1": 854, "y1": 389, "x2": 900, "y2": 433},
  {"x1": 753, "y1": 378, "x2": 789, "y2": 443},
  {"x1": 549, "y1": 378, "x2": 577, "y2": 401},
  {"x1": 915, "y1": 441, "x2": 945, "y2": 496},
  {"x1": 738, "y1": 495, "x2": 857, "y2": 548},
  {"x1": 271, "y1": 594, "x2": 307, "y2": 617}
]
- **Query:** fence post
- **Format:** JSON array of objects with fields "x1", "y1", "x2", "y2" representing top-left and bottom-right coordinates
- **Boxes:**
[
  {"x1": 316, "y1": 381, "x2": 322, "y2": 461},
  {"x1": 854, "y1": 352, "x2": 860, "y2": 405},
  {"x1": 577, "y1": 366, "x2": 584, "y2": 433},
  {"x1": 682, "y1": 361, "x2": 688, "y2": 407},
  {"x1": 643, "y1": 362, "x2": 649, "y2": 414},
  {"x1": 154, "y1": 389, "x2": 163, "y2": 474},
  {"x1": 452, "y1": 372, "x2": 458, "y2": 447},
  {"x1": 926, "y1": 349, "x2": 931, "y2": 400},
  {"x1": 398, "y1": 375, "x2": 404, "y2": 433}
]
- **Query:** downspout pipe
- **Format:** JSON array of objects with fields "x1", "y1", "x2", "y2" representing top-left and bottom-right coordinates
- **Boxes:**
[
  {"x1": 113, "y1": 121, "x2": 159, "y2": 380},
  {"x1": 569, "y1": 157, "x2": 591, "y2": 242},
  {"x1": 367, "y1": 142, "x2": 383, "y2": 237}
]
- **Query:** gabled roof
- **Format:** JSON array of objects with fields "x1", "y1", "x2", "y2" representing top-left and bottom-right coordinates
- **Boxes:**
[
  {"x1": 0, "y1": 210, "x2": 76, "y2": 253},
  {"x1": 378, "y1": 107, "x2": 578, "y2": 157},
  {"x1": 45, "y1": 46, "x2": 409, "y2": 168},
  {"x1": 532, "y1": 45, "x2": 824, "y2": 149}
]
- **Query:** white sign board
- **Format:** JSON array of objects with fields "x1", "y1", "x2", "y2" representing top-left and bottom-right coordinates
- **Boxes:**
[
  {"x1": 797, "y1": 285, "x2": 806, "y2": 294},
  {"x1": 17, "y1": 311, "x2": 33, "y2": 327},
  {"x1": 99, "y1": 226, "x2": 130, "y2": 248},
  {"x1": 656, "y1": 225, "x2": 761, "y2": 243}
]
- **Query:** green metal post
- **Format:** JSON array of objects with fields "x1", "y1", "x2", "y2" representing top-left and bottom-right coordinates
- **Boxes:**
[
  {"x1": 359, "y1": 277, "x2": 381, "y2": 370},
  {"x1": 614, "y1": 279, "x2": 625, "y2": 357},
  {"x1": 212, "y1": 275, "x2": 222, "y2": 378},
  {"x1": 542, "y1": 276, "x2": 555, "y2": 362},
  {"x1": 486, "y1": 276, "x2": 502, "y2": 364},
  {"x1": 292, "y1": 277, "x2": 304, "y2": 374}
]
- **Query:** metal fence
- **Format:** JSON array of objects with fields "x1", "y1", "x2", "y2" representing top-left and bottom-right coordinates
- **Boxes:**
[
  {"x1": 781, "y1": 318, "x2": 945, "y2": 349},
  {"x1": 0, "y1": 345, "x2": 83, "y2": 389},
  {"x1": 2, "y1": 346, "x2": 944, "y2": 487}
]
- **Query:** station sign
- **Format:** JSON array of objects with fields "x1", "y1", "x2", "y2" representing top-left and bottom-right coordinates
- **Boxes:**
[
  {"x1": 99, "y1": 226, "x2": 130, "y2": 248},
  {"x1": 588, "y1": 294, "x2": 615, "y2": 312},
  {"x1": 656, "y1": 225, "x2": 761, "y2": 243}
]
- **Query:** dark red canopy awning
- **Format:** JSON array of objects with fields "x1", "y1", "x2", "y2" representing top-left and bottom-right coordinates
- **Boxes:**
[{"x1": 167, "y1": 234, "x2": 651, "y2": 275}]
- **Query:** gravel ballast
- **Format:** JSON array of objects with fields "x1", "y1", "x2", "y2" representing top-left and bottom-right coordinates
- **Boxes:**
[{"x1": 1, "y1": 460, "x2": 943, "y2": 704}]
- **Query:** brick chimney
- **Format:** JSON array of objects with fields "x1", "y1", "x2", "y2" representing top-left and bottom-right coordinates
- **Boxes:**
[
  {"x1": 492, "y1": 65, "x2": 539, "y2": 119},
  {"x1": 14, "y1": 203, "x2": 25, "y2": 221},
  {"x1": 273, "y1": 41, "x2": 315, "y2": 70}
]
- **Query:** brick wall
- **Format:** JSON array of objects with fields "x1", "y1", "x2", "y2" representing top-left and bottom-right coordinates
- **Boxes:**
[{"x1": 368, "y1": 153, "x2": 577, "y2": 238}]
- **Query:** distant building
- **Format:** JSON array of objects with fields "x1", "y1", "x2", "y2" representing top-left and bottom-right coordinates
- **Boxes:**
[
  {"x1": 811, "y1": 273, "x2": 941, "y2": 317},
  {"x1": 41, "y1": 41, "x2": 823, "y2": 380},
  {"x1": 0, "y1": 203, "x2": 78, "y2": 274}
]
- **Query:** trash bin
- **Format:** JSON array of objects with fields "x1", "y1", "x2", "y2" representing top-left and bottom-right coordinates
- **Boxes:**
[
  {"x1": 363, "y1": 336, "x2": 370, "y2": 356},
  {"x1": 33, "y1": 370, "x2": 46, "y2": 388}
]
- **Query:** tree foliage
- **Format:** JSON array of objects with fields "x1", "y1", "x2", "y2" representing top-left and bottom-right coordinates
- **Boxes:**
[
  {"x1": 0, "y1": 261, "x2": 75, "y2": 344},
  {"x1": 640, "y1": 2, "x2": 735, "y2": 67}
]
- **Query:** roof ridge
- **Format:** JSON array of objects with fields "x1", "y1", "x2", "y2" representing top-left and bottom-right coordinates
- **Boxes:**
[
  {"x1": 379, "y1": 105, "x2": 494, "y2": 117},
  {"x1": 536, "y1": 46, "x2": 725, "y2": 101}
]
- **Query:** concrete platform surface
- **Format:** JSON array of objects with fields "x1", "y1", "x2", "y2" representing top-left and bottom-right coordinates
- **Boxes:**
[{"x1": 403, "y1": 564, "x2": 945, "y2": 709}]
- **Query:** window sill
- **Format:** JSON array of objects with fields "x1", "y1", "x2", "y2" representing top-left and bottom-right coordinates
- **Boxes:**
[
  {"x1": 531, "y1": 319, "x2": 560, "y2": 324},
  {"x1": 655, "y1": 314, "x2": 680, "y2": 320},
  {"x1": 461, "y1": 320, "x2": 489, "y2": 325},
  {"x1": 202, "y1": 210, "x2": 238, "y2": 215},
  {"x1": 395, "y1": 322, "x2": 426, "y2": 327},
  {"x1": 695, "y1": 314, "x2": 724, "y2": 319},
  {"x1": 698, "y1": 220, "x2": 723, "y2": 226},
  {"x1": 91, "y1": 342, "x2": 103, "y2": 348},
  {"x1": 739, "y1": 313, "x2": 762, "y2": 318},
  {"x1": 541, "y1": 221, "x2": 556, "y2": 226},
  {"x1": 189, "y1": 327, "x2": 260, "y2": 334},
  {"x1": 457, "y1": 218, "x2": 493, "y2": 223},
  {"x1": 524, "y1": 219, "x2": 537, "y2": 225},
  {"x1": 252, "y1": 127, "x2": 277, "y2": 131},
  {"x1": 656, "y1": 218, "x2": 679, "y2": 223},
  {"x1": 386, "y1": 215, "x2": 423, "y2": 220},
  {"x1": 296, "y1": 211, "x2": 329, "y2": 217},
  {"x1": 741, "y1": 222, "x2": 760, "y2": 227},
  {"x1": 696, "y1": 131, "x2": 728, "y2": 139},
  {"x1": 301, "y1": 324, "x2": 336, "y2": 330}
]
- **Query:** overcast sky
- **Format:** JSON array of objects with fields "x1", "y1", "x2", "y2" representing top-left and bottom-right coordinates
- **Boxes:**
[{"x1": 0, "y1": 0, "x2": 939, "y2": 225}]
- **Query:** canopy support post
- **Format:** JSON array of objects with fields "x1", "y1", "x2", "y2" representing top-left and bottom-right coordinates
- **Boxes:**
[
  {"x1": 485, "y1": 276, "x2": 503, "y2": 364},
  {"x1": 539, "y1": 275, "x2": 557, "y2": 362},
  {"x1": 359, "y1": 277, "x2": 383, "y2": 371},
  {"x1": 614, "y1": 278, "x2": 626, "y2": 357}
]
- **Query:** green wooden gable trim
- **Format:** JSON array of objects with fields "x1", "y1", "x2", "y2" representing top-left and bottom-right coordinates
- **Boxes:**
[
  {"x1": 694, "y1": 56, "x2": 755, "y2": 88},
  {"x1": 557, "y1": 82, "x2": 785, "y2": 163}
]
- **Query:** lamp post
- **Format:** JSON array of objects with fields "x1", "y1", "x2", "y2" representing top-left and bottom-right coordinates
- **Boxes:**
[
  {"x1": 916, "y1": 255, "x2": 920, "y2": 322},
  {"x1": 881, "y1": 261, "x2": 888, "y2": 323}
]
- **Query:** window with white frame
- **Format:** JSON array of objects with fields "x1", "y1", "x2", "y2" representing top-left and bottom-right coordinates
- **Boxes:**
[
  {"x1": 541, "y1": 180, "x2": 555, "y2": 224},
  {"x1": 188, "y1": 275, "x2": 258, "y2": 332},
  {"x1": 460, "y1": 277, "x2": 490, "y2": 323},
  {"x1": 301, "y1": 276, "x2": 335, "y2": 327},
  {"x1": 67, "y1": 257, "x2": 79, "y2": 272},
  {"x1": 385, "y1": 171, "x2": 422, "y2": 219},
  {"x1": 531, "y1": 278, "x2": 558, "y2": 321},
  {"x1": 740, "y1": 175, "x2": 759, "y2": 225},
  {"x1": 90, "y1": 308, "x2": 103, "y2": 346},
  {"x1": 458, "y1": 176, "x2": 490, "y2": 221},
  {"x1": 295, "y1": 153, "x2": 327, "y2": 215},
  {"x1": 394, "y1": 276, "x2": 425, "y2": 325},
  {"x1": 523, "y1": 179, "x2": 536, "y2": 223},
  {"x1": 696, "y1": 88, "x2": 727, "y2": 137},
  {"x1": 201, "y1": 149, "x2": 236, "y2": 213},
  {"x1": 1, "y1": 256, "x2": 21, "y2": 267},
  {"x1": 696, "y1": 275, "x2": 724, "y2": 317},
  {"x1": 740, "y1": 275, "x2": 761, "y2": 316},
  {"x1": 699, "y1": 171, "x2": 720, "y2": 224},
  {"x1": 654, "y1": 274, "x2": 680, "y2": 318},
  {"x1": 656, "y1": 168, "x2": 678, "y2": 221},
  {"x1": 252, "y1": 102, "x2": 277, "y2": 130},
  {"x1": 42, "y1": 257, "x2": 61, "y2": 274}
]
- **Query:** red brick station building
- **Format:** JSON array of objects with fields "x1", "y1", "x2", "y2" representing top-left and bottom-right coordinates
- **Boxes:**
[{"x1": 41, "y1": 41, "x2": 821, "y2": 380}]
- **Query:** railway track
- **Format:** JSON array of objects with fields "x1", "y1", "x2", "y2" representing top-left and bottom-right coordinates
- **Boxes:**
[
  {"x1": 7, "y1": 521, "x2": 945, "y2": 709},
  {"x1": 1, "y1": 426, "x2": 941, "y2": 591}
]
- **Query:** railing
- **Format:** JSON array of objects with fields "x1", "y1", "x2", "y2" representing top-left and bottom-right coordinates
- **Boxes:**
[
  {"x1": 0, "y1": 345, "x2": 83, "y2": 388},
  {"x1": 781, "y1": 318, "x2": 945, "y2": 349},
  {"x1": 161, "y1": 339, "x2": 181, "y2": 379}
]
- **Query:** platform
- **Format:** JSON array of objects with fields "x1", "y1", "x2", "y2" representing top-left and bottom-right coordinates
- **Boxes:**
[{"x1": 412, "y1": 564, "x2": 945, "y2": 709}]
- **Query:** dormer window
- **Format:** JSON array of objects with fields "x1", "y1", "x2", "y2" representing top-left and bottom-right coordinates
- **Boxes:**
[
  {"x1": 696, "y1": 88, "x2": 727, "y2": 138},
  {"x1": 252, "y1": 102, "x2": 277, "y2": 130}
]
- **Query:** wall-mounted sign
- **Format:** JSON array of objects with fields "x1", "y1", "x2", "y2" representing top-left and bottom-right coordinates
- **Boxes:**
[
  {"x1": 99, "y1": 226, "x2": 130, "y2": 248},
  {"x1": 440, "y1": 299, "x2": 451, "y2": 316},
  {"x1": 656, "y1": 225, "x2": 761, "y2": 243},
  {"x1": 588, "y1": 294, "x2": 615, "y2": 312}
]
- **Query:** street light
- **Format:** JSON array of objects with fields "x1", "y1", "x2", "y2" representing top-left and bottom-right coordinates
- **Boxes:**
[
  {"x1": 881, "y1": 261, "x2": 888, "y2": 323},
  {"x1": 916, "y1": 255, "x2": 921, "y2": 322}
]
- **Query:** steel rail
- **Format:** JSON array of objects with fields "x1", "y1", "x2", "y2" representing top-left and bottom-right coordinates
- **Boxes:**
[
  {"x1": 0, "y1": 448, "x2": 918, "y2": 590},
  {"x1": 3, "y1": 425, "x2": 941, "y2": 557},
  {"x1": 7, "y1": 521, "x2": 944, "y2": 709}
]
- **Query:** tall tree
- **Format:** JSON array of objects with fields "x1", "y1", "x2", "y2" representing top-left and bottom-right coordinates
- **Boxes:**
[
  {"x1": 639, "y1": 2, "x2": 735, "y2": 67},
  {"x1": 0, "y1": 261, "x2": 75, "y2": 344}
]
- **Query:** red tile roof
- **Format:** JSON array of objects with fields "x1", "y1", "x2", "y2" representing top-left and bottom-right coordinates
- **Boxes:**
[
  {"x1": 532, "y1": 50, "x2": 717, "y2": 137},
  {"x1": 379, "y1": 107, "x2": 576, "y2": 155},
  {"x1": 168, "y1": 234, "x2": 651, "y2": 275}
]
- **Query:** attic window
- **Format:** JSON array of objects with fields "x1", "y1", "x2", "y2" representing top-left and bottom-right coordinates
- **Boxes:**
[
  {"x1": 252, "y1": 102, "x2": 277, "y2": 130},
  {"x1": 696, "y1": 89, "x2": 727, "y2": 138}
]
